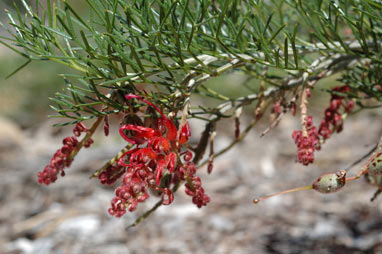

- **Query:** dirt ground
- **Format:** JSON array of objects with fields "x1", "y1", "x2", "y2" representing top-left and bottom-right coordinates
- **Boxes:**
[{"x1": 0, "y1": 109, "x2": 381, "y2": 254}]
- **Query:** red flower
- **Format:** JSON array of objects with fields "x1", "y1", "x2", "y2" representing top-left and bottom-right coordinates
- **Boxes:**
[{"x1": 108, "y1": 94, "x2": 200, "y2": 217}]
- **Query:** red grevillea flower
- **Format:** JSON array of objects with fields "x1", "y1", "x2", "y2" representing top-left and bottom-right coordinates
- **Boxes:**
[
  {"x1": 38, "y1": 123, "x2": 94, "y2": 185},
  {"x1": 108, "y1": 94, "x2": 209, "y2": 217}
]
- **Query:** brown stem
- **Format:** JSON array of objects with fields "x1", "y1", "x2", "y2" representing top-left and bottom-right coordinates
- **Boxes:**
[
  {"x1": 68, "y1": 116, "x2": 104, "y2": 162},
  {"x1": 193, "y1": 121, "x2": 215, "y2": 164},
  {"x1": 345, "y1": 176, "x2": 360, "y2": 182},
  {"x1": 197, "y1": 99, "x2": 270, "y2": 169},
  {"x1": 90, "y1": 144, "x2": 133, "y2": 178},
  {"x1": 253, "y1": 185, "x2": 313, "y2": 204},
  {"x1": 260, "y1": 111, "x2": 285, "y2": 137},
  {"x1": 300, "y1": 87, "x2": 309, "y2": 137},
  {"x1": 344, "y1": 143, "x2": 378, "y2": 171},
  {"x1": 371, "y1": 188, "x2": 382, "y2": 202},
  {"x1": 254, "y1": 68, "x2": 267, "y2": 119},
  {"x1": 127, "y1": 177, "x2": 182, "y2": 228}
]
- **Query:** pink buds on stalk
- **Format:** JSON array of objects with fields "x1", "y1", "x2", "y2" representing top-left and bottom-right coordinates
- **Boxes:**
[
  {"x1": 318, "y1": 85, "x2": 354, "y2": 140},
  {"x1": 38, "y1": 123, "x2": 93, "y2": 185},
  {"x1": 292, "y1": 85, "x2": 354, "y2": 166},
  {"x1": 292, "y1": 116, "x2": 319, "y2": 165}
]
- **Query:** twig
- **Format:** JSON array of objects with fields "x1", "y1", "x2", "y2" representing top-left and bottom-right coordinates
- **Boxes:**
[
  {"x1": 197, "y1": 99, "x2": 270, "y2": 168},
  {"x1": 193, "y1": 121, "x2": 216, "y2": 164},
  {"x1": 68, "y1": 116, "x2": 104, "y2": 162},
  {"x1": 90, "y1": 144, "x2": 133, "y2": 178},
  {"x1": 260, "y1": 111, "x2": 285, "y2": 137},
  {"x1": 206, "y1": 54, "x2": 365, "y2": 121},
  {"x1": 254, "y1": 67, "x2": 267, "y2": 119},
  {"x1": 300, "y1": 87, "x2": 309, "y2": 136},
  {"x1": 126, "y1": 181, "x2": 182, "y2": 228},
  {"x1": 344, "y1": 144, "x2": 378, "y2": 172},
  {"x1": 126, "y1": 201, "x2": 162, "y2": 228}
]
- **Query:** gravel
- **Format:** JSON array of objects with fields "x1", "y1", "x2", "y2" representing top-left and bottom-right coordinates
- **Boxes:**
[{"x1": 0, "y1": 111, "x2": 381, "y2": 254}]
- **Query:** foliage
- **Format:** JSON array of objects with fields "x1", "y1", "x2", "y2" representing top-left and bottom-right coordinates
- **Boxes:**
[{"x1": 1, "y1": 0, "x2": 382, "y2": 226}]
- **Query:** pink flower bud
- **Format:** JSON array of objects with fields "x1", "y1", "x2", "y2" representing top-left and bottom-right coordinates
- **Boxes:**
[{"x1": 161, "y1": 189, "x2": 174, "y2": 205}]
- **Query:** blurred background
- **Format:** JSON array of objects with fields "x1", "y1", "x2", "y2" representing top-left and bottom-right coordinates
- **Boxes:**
[{"x1": 1, "y1": 1, "x2": 382, "y2": 254}]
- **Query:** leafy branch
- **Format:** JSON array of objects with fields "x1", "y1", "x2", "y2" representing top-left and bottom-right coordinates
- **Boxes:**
[{"x1": 2, "y1": 0, "x2": 382, "y2": 226}]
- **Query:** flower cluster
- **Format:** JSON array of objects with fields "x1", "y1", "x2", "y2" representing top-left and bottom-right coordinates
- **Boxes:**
[
  {"x1": 292, "y1": 116, "x2": 319, "y2": 165},
  {"x1": 98, "y1": 162, "x2": 125, "y2": 185},
  {"x1": 318, "y1": 85, "x2": 354, "y2": 140},
  {"x1": 108, "y1": 94, "x2": 209, "y2": 217},
  {"x1": 38, "y1": 123, "x2": 94, "y2": 185},
  {"x1": 179, "y1": 161, "x2": 210, "y2": 208},
  {"x1": 109, "y1": 170, "x2": 152, "y2": 217},
  {"x1": 292, "y1": 85, "x2": 353, "y2": 166}
]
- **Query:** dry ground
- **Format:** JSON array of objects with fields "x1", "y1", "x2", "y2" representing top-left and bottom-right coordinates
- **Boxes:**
[{"x1": 0, "y1": 109, "x2": 381, "y2": 254}]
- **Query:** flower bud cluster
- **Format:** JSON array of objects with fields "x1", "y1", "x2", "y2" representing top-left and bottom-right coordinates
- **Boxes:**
[
  {"x1": 178, "y1": 155, "x2": 210, "y2": 208},
  {"x1": 292, "y1": 85, "x2": 353, "y2": 166},
  {"x1": 109, "y1": 169, "x2": 152, "y2": 217},
  {"x1": 98, "y1": 163, "x2": 125, "y2": 185},
  {"x1": 318, "y1": 85, "x2": 354, "y2": 140},
  {"x1": 292, "y1": 116, "x2": 319, "y2": 165},
  {"x1": 38, "y1": 123, "x2": 93, "y2": 185}
]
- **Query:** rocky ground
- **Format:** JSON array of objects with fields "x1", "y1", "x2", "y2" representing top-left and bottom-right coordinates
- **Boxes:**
[{"x1": 0, "y1": 109, "x2": 381, "y2": 254}]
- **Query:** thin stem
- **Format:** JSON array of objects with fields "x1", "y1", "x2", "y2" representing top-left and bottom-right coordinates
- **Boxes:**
[
  {"x1": 345, "y1": 176, "x2": 360, "y2": 182},
  {"x1": 127, "y1": 200, "x2": 162, "y2": 228},
  {"x1": 127, "y1": 179, "x2": 182, "y2": 228},
  {"x1": 300, "y1": 87, "x2": 309, "y2": 137},
  {"x1": 200, "y1": 85, "x2": 230, "y2": 101},
  {"x1": 253, "y1": 185, "x2": 313, "y2": 204},
  {"x1": 68, "y1": 116, "x2": 104, "y2": 162},
  {"x1": 344, "y1": 143, "x2": 378, "y2": 171},
  {"x1": 197, "y1": 99, "x2": 270, "y2": 168},
  {"x1": 90, "y1": 144, "x2": 133, "y2": 178},
  {"x1": 260, "y1": 111, "x2": 285, "y2": 137},
  {"x1": 371, "y1": 188, "x2": 382, "y2": 202}
]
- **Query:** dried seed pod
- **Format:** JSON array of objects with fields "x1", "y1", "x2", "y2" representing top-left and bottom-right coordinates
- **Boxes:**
[
  {"x1": 367, "y1": 151, "x2": 382, "y2": 187},
  {"x1": 366, "y1": 150, "x2": 382, "y2": 201},
  {"x1": 253, "y1": 169, "x2": 347, "y2": 204},
  {"x1": 312, "y1": 170, "x2": 346, "y2": 193},
  {"x1": 207, "y1": 131, "x2": 216, "y2": 174},
  {"x1": 103, "y1": 115, "x2": 110, "y2": 136},
  {"x1": 234, "y1": 107, "x2": 242, "y2": 139}
]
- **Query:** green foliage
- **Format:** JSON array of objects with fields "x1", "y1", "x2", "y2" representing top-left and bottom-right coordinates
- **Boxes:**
[{"x1": 1, "y1": 0, "x2": 381, "y2": 126}]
